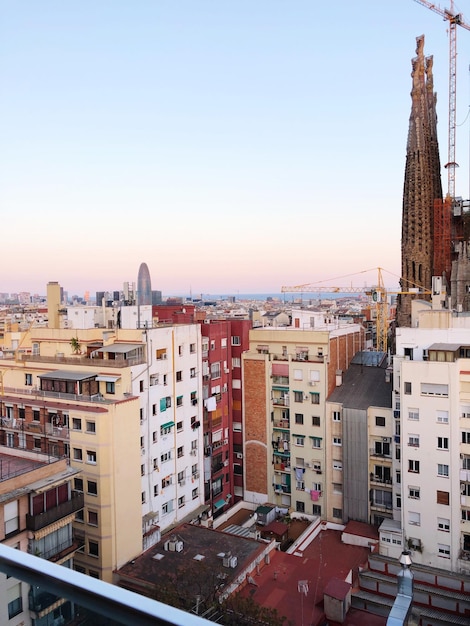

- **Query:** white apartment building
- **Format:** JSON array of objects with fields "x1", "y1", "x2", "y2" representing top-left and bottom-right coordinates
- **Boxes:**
[{"x1": 393, "y1": 296, "x2": 470, "y2": 573}]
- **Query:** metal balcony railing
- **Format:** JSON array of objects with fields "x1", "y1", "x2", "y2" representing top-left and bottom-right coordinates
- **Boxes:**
[
  {"x1": 0, "y1": 544, "x2": 211, "y2": 626},
  {"x1": 26, "y1": 491, "x2": 84, "y2": 531}
]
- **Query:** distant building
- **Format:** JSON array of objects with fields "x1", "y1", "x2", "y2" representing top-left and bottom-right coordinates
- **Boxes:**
[{"x1": 137, "y1": 263, "x2": 152, "y2": 306}]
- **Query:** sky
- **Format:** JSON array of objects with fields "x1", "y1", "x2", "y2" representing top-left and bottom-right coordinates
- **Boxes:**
[{"x1": 1, "y1": 1, "x2": 470, "y2": 297}]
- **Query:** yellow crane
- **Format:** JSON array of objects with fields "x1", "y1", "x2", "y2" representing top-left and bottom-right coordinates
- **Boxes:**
[
  {"x1": 281, "y1": 268, "x2": 430, "y2": 352},
  {"x1": 414, "y1": 0, "x2": 470, "y2": 199}
]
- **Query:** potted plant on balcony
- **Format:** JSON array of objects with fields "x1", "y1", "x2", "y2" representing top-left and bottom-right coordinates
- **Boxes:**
[{"x1": 70, "y1": 337, "x2": 81, "y2": 355}]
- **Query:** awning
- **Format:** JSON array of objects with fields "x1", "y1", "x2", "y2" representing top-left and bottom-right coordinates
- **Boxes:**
[
  {"x1": 214, "y1": 499, "x2": 226, "y2": 510},
  {"x1": 98, "y1": 343, "x2": 143, "y2": 354},
  {"x1": 95, "y1": 375, "x2": 120, "y2": 383},
  {"x1": 272, "y1": 363, "x2": 289, "y2": 376},
  {"x1": 143, "y1": 511, "x2": 158, "y2": 523},
  {"x1": 161, "y1": 421, "x2": 174, "y2": 430},
  {"x1": 292, "y1": 433, "x2": 305, "y2": 438}
]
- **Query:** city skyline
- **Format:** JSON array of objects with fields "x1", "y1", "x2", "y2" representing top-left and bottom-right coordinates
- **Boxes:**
[{"x1": 1, "y1": 1, "x2": 469, "y2": 296}]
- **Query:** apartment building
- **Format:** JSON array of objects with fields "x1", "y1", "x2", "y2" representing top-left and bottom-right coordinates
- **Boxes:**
[
  {"x1": 327, "y1": 352, "x2": 393, "y2": 526},
  {"x1": 200, "y1": 319, "x2": 251, "y2": 516},
  {"x1": 0, "y1": 449, "x2": 83, "y2": 625},
  {"x1": 0, "y1": 296, "x2": 205, "y2": 581},
  {"x1": 393, "y1": 295, "x2": 470, "y2": 573},
  {"x1": 242, "y1": 312, "x2": 364, "y2": 516}
]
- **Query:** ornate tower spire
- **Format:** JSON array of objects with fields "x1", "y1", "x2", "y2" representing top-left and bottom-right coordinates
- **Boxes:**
[{"x1": 397, "y1": 35, "x2": 443, "y2": 327}]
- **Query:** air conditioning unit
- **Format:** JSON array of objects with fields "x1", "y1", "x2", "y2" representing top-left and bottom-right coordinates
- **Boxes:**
[
  {"x1": 309, "y1": 381, "x2": 317, "y2": 386},
  {"x1": 274, "y1": 489, "x2": 282, "y2": 494},
  {"x1": 223, "y1": 439, "x2": 228, "y2": 445},
  {"x1": 141, "y1": 447, "x2": 145, "y2": 455},
  {"x1": 179, "y1": 479, "x2": 186, "y2": 487},
  {"x1": 224, "y1": 460, "x2": 229, "y2": 467},
  {"x1": 305, "y1": 462, "x2": 311, "y2": 468},
  {"x1": 236, "y1": 453, "x2": 243, "y2": 459}
]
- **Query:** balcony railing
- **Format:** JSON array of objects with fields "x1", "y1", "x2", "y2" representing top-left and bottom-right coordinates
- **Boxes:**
[
  {"x1": 26, "y1": 491, "x2": 84, "y2": 531},
  {"x1": 0, "y1": 544, "x2": 211, "y2": 626}
]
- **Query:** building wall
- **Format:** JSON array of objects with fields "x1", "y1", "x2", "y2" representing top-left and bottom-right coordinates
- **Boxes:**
[{"x1": 243, "y1": 357, "x2": 268, "y2": 501}]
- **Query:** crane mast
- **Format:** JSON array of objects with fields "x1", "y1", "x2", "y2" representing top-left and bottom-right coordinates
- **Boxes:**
[{"x1": 414, "y1": 0, "x2": 470, "y2": 199}]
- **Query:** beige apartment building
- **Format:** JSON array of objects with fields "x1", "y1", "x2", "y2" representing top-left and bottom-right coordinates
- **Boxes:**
[
  {"x1": 0, "y1": 450, "x2": 82, "y2": 625},
  {"x1": 242, "y1": 312, "x2": 364, "y2": 518}
]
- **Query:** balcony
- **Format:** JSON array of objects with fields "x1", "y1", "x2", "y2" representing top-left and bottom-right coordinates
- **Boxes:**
[
  {"x1": 2, "y1": 386, "x2": 114, "y2": 405},
  {"x1": 272, "y1": 397, "x2": 289, "y2": 407},
  {"x1": 274, "y1": 484, "x2": 291, "y2": 495},
  {"x1": 273, "y1": 441, "x2": 290, "y2": 453},
  {"x1": 26, "y1": 491, "x2": 84, "y2": 531},
  {"x1": 273, "y1": 419, "x2": 290, "y2": 430},
  {"x1": 18, "y1": 353, "x2": 145, "y2": 368}
]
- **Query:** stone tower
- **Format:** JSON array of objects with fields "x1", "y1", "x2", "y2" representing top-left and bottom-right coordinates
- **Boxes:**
[{"x1": 397, "y1": 36, "x2": 443, "y2": 327}]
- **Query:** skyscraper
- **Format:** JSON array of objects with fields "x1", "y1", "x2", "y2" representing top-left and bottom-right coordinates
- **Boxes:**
[{"x1": 137, "y1": 262, "x2": 152, "y2": 306}]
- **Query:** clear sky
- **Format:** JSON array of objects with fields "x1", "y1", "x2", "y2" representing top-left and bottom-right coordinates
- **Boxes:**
[{"x1": 1, "y1": 1, "x2": 470, "y2": 297}]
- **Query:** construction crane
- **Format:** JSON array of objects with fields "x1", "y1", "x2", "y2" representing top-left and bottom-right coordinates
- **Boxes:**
[
  {"x1": 414, "y1": 0, "x2": 470, "y2": 199},
  {"x1": 281, "y1": 268, "x2": 431, "y2": 353}
]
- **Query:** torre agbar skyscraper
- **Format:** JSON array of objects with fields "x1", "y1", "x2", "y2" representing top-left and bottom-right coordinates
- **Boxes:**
[{"x1": 137, "y1": 262, "x2": 152, "y2": 306}]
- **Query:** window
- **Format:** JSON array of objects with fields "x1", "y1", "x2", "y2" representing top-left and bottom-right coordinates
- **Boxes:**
[
  {"x1": 463, "y1": 431, "x2": 470, "y2": 444},
  {"x1": 153, "y1": 485, "x2": 159, "y2": 497},
  {"x1": 33, "y1": 409, "x2": 40, "y2": 422},
  {"x1": 190, "y1": 343, "x2": 196, "y2": 353},
  {"x1": 437, "y1": 490, "x2": 449, "y2": 505},
  {"x1": 190, "y1": 367, "x2": 196, "y2": 378},
  {"x1": 161, "y1": 451, "x2": 172, "y2": 463},
  {"x1": 296, "y1": 501, "x2": 305, "y2": 513},
  {"x1": 75, "y1": 509, "x2": 84, "y2": 523},
  {"x1": 375, "y1": 441, "x2": 390, "y2": 456},
  {"x1": 295, "y1": 436, "x2": 304, "y2": 447},
  {"x1": 333, "y1": 437, "x2": 342, "y2": 446},
  {"x1": 153, "y1": 458, "x2": 159, "y2": 470},
  {"x1": 421, "y1": 383, "x2": 448, "y2": 397},
  {"x1": 25, "y1": 373, "x2": 32, "y2": 386},
  {"x1": 177, "y1": 421, "x2": 183, "y2": 432},
  {"x1": 295, "y1": 413, "x2": 304, "y2": 425},
  {"x1": 408, "y1": 435, "x2": 419, "y2": 447},
  {"x1": 4, "y1": 500, "x2": 18, "y2": 535},
  {"x1": 332, "y1": 411, "x2": 341, "y2": 422},
  {"x1": 139, "y1": 380, "x2": 144, "y2": 392},
  {"x1": 142, "y1": 491, "x2": 146, "y2": 504},
  {"x1": 211, "y1": 362, "x2": 221, "y2": 379},
  {"x1": 72, "y1": 418, "x2": 82, "y2": 431},
  {"x1": 87, "y1": 450, "x2": 97, "y2": 464},
  {"x1": 436, "y1": 410, "x2": 449, "y2": 423},
  {"x1": 332, "y1": 508, "x2": 342, "y2": 519},
  {"x1": 232, "y1": 357, "x2": 241, "y2": 368},
  {"x1": 192, "y1": 488, "x2": 198, "y2": 500},
  {"x1": 333, "y1": 482, "x2": 342, "y2": 494},
  {"x1": 73, "y1": 448, "x2": 83, "y2": 461},
  {"x1": 176, "y1": 371, "x2": 182, "y2": 382},
  {"x1": 160, "y1": 423, "x2": 173, "y2": 436},
  {"x1": 178, "y1": 345, "x2": 183, "y2": 356},
  {"x1": 88, "y1": 541, "x2": 99, "y2": 557},
  {"x1": 178, "y1": 495, "x2": 185, "y2": 509},
  {"x1": 312, "y1": 504, "x2": 321, "y2": 516},
  {"x1": 408, "y1": 487, "x2": 420, "y2": 499},
  {"x1": 408, "y1": 408, "x2": 419, "y2": 421},
  {"x1": 152, "y1": 431, "x2": 157, "y2": 443},
  {"x1": 375, "y1": 416, "x2": 386, "y2": 427},
  {"x1": 162, "y1": 500, "x2": 173, "y2": 515},
  {"x1": 333, "y1": 460, "x2": 342, "y2": 471},
  {"x1": 88, "y1": 510, "x2": 98, "y2": 526},
  {"x1": 152, "y1": 404, "x2": 157, "y2": 416},
  {"x1": 404, "y1": 382, "x2": 412, "y2": 394},
  {"x1": 162, "y1": 476, "x2": 172, "y2": 489},
  {"x1": 437, "y1": 464, "x2": 449, "y2": 477},
  {"x1": 231, "y1": 336, "x2": 241, "y2": 346},
  {"x1": 293, "y1": 369, "x2": 303, "y2": 381},
  {"x1": 311, "y1": 437, "x2": 322, "y2": 449},
  {"x1": 7, "y1": 583, "x2": 22, "y2": 619},
  {"x1": 438, "y1": 544, "x2": 450, "y2": 558},
  {"x1": 141, "y1": 464, "x2": 145, "y2": 476},
  {"x1": 409, "y1": 511, "x2": 420, "y2": 526},
  {"x1": 18, "y1": 407, "x2": 25, "y2": 420},
  {"x1": 74, "y1": 478, "x2": 84, "y2": 492},
  {"x1": 437, "y1": 436, "x2": 449, "y2": 450},
  {"x1": 177, "y1": 446, "x2": 184, "y2": 458},
  {"x1": 312, "y1": 416, "x2": 320, "y2": 426},
  {"x1": 294, "y1": 391, "x2": 303, "y2": 403},
  {"x1": 106, "y1": 381, "x2": 115, "y2": 394},
  {"x1": 87, "y1": 481, "x2": 98, "y2": 496},
  {"x1": 408, "y1": 460, "x2": 419, "y2": 473},
  {"x1": 462, "y1": 509, "x2": 470, "y2": 521},
  {"x1": 86, "y1": 421, "x2": 96, "y2": 434},
  {"x1": 437, "y1": 517, "x2": 450, "y2": 531},
  {"x1": 310, "y1": 393, "x2": 320, "y2": 405}
]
